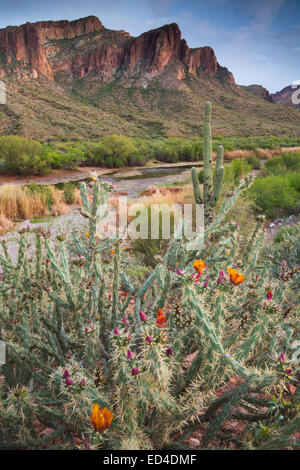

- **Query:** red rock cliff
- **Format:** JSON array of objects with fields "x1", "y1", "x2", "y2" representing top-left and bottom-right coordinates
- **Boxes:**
[{"x1": 0, "y1": 16, "x2": 234, "y2": 84}]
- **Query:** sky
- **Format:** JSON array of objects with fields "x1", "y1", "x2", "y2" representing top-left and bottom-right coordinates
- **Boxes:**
[{"x1": 0, "y1": 0, "x2": 299, "y2": 92}]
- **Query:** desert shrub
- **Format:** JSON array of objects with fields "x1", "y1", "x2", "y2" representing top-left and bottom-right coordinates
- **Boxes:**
[
  {"x1": 247, "y1": 155, "x2": 262, "y2": 170},
  {"x1": 63, "y1": 183, "x2": 76, "y2": 204},
  {"x1": 249, "y1": 173, "x2": 300, "y2": 218},
  {"x1": 231, "y1": 158, "x2": 251, "y2": 182},
  {"x1": 0, "y1": 136, "x2": 47, "y2": 176},
  {"x1": 42, "y1": 144, "x2": 85, "y2": 169},
  {"x1": 262, "y1": 152, "x2": 300, "y2": 177},
  {"x1": 98, "y1": 135, "x2": 137, "y2": 168}
]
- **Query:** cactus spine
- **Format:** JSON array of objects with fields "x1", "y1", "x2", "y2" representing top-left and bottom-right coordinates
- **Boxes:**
[{"x1": 192, "y1": 102, "x2": 225, "y2": 224}]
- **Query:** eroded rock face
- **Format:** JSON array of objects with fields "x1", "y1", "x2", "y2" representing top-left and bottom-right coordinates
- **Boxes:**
[{"x1": 0, "y1": 16, "x2": 234, "y2": 86}]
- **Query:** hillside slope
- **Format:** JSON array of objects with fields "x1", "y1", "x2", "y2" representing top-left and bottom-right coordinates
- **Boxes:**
[{"x1": 0, "y1": 16, "x2": 299, "y2": 139}]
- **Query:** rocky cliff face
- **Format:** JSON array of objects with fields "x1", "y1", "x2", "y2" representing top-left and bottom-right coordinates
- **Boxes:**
[{"x1": 0, "y1": 16, "x2": 234, "y2": 86}]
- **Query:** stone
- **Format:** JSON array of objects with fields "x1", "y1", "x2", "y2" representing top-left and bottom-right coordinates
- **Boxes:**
[{"x1": 0, "y1": 17, "x2": 234, "y2": 85}]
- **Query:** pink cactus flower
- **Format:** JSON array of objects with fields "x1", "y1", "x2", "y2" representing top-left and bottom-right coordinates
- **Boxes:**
[
  {"x1": 146, "y1": 335, "x2": 153, "y2": 344},
  {"x1": 127, "y1": 350, "x2": 133, "y2": 360},
  {"x1": 165, "y1": 348, "x2": 173, "y2": 356},
  {"x1": 63, "y1": 369, "x2": 70, "y2": 378},
  {"x1": 139, "y1": 311, "x2": 148, "y2": 323},
  {"x1": 177, "y1": 268, "x2": 183, "y2": 275},
  {"x1": 278, "y1": 353, "x2": 286, "y2": 362},
  {"x1": 131, "y1": 367, "x2": 139, "y2": 376},
  {"x1": 114, "y1": 327, "x2": 121, "y2": 336},
  {"x1": 65, "y1": 377, "x2": 74, "y2": 386}
]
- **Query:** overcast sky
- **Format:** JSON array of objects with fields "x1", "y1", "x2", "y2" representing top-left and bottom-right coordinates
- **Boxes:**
[{"x1": 0, "y1": 0, "x2": 299, "y2": 92}]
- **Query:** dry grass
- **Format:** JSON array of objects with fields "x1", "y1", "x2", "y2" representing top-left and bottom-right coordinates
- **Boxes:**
[
  {"x1": 0, "y1": 185, "x2": 71, "y2": 222},
  {"x1": 132, "y1": 186, "x2": 194, "y2": 207},
  {"x1": 0, "y1": 214, "x2": 14, "y2": 235}
]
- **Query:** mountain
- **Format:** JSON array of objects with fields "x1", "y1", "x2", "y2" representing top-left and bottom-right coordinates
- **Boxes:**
[
  {"x1": 0, "y1": 16, "x2": 299, "y2": 140},
  {"x1": 241, "y1": 85, "x2": 274, "y2": 103},
  {"x1": 272, "y1": 85, "x2": 300, "y2": 108}
]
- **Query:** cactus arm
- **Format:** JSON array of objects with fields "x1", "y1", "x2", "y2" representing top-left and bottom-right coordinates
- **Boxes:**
[
  {"x1": 212, "y1": 166, "x2": 224, "y2": 206},
  {"x1": 214, "y1": 145, "x2": 224, "y2": 185},
  {"x1": 191, "y1": 167, "x2": 203, "y2": 204}
]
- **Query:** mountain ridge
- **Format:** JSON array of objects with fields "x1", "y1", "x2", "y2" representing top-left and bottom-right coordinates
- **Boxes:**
[{"x1": 0, "y1": 16, "x2": 299, "y2": 140}]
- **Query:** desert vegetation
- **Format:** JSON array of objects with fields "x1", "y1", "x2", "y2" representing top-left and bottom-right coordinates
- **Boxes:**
[
  {"x1": 0, "y1": 134, "x2": 300, "y2": 176},
  {"x1": 0, "y1": 103, "x2": 298, "y2": 451}
]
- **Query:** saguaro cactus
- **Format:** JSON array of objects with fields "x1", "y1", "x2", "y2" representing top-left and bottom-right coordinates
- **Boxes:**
[{"x1": 192, "y1": 102, "x2": 224, "y2": 225}]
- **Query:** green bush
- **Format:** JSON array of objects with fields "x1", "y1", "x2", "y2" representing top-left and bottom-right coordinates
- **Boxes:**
[
  {"x1": 262, "y1": 152, "x2": 300, "y2": 177},
  {"x1": 249, "y1": 173, "x2": 300, "y2": 218},
  {"x1": 0, "y1": 136, "x2": 46, "y2": 176},
  {"x1": 247, "y1": 155, "x2": 262, "y2": 170}
]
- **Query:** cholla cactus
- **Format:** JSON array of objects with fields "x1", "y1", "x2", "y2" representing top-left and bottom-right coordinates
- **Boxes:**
[{"x1": 0, "y1": 145, "x2": 298, "y2": 449}]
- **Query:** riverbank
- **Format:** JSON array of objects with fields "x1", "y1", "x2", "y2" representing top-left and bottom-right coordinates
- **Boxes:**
[{"x1": 0, "y1": 146, "x2": 298, "y2": 187}]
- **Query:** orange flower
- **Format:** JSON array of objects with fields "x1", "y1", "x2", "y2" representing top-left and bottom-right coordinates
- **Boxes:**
[
  {"x1": 193, "y1": 259, "x2": 206, "y2": 274},
  {"x1": 85, "y1": 232, "x2": 90, "y2": 238},
  {"x1": 227, "y1": 267, "x2": 245, "y2": 285},
  {"x1": 156, "y1": 308, "x2": 168, "y2": 328},
  {"x1": 110, "y1": 250, "x2": 115, "y2": 255},
  {"x1": 91, "y1": 404, "x2": 113, "y2": 433}
]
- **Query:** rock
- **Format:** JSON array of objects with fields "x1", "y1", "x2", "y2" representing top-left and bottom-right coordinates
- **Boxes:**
[
  {"x1": 0, "y1": 17, "x2": 234, "y2": 85},
  {"x1": 269, "y1": 223, "x2": 275, "y2": 228}
]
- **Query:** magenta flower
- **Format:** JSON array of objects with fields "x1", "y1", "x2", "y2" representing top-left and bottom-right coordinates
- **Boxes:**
[
  {"x1": 203, "y1": 276, "x2": 210, "y2": 288},
  {"x1": 139, "y1": 311, "x2": 148, "y2": 323},
  {"x1": 285, "y1": 368, "x2": 293, "y2": 376},
  {"x1": 114, "y1": 327, "x2": 121, "y2": 336},
  {"x1": 127, "y1": 349, "x2": 133, "y2": 360},
  {"x1": 80, "y1": 378, "x2": 86, "y2": 386},
  {"x1": 177, "y1": 268, "x2": 183, "y2": 275},
  {"x1": 63, "y1": 369, "x2": 70, "y2": 378},
  {"x1": 278, "y1": 353, "x2": 286, "y2": 362},
  {"x1": 65, "y1": 377, "x2": 74, "y2": 386},
  {"x1": 165, "y1": 348, "x2": 173, "y2": 356},
  {"x1": 131, "y1": 367, "x2": 139, "y2": 376},
  {"x1": 85, "y1": 327, "x2": 89, "y2": 333},
  {"x1": 146, "y1": 335, "x2": 153, "y2": 344},
  {"x1": 121, "y1": 317, "x2": 127, "y2": 324},
  {"x1": 217, "y1": 270, "x2": 225, "y2": 284}
]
